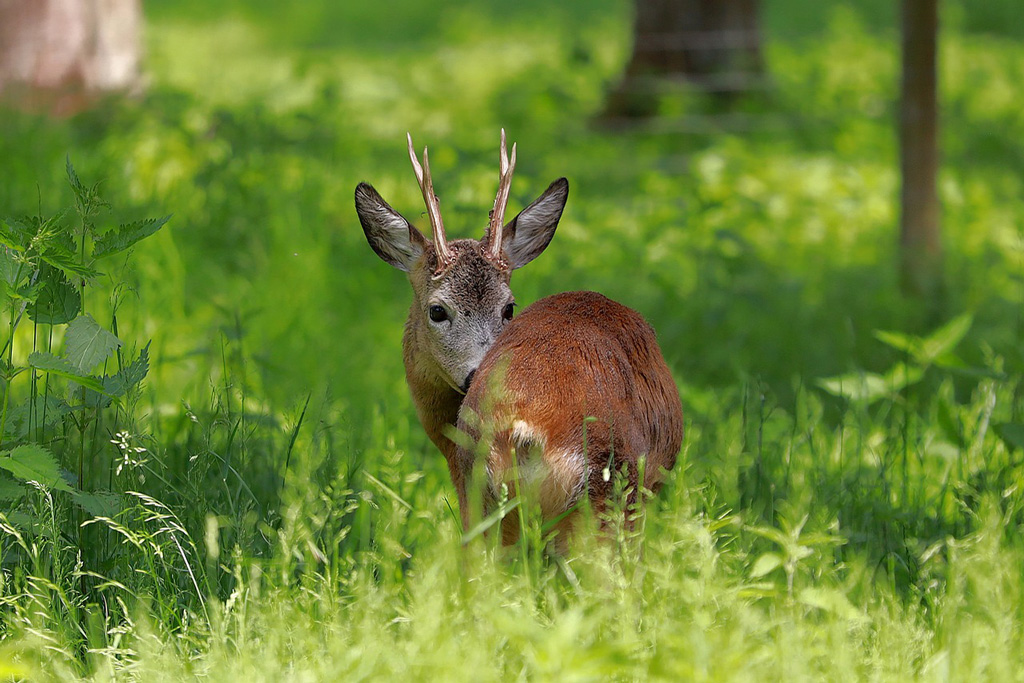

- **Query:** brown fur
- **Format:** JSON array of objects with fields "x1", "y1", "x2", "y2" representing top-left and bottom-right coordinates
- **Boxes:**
[{"x1": 457, "y1": 291, "x2": 684, "y2": 544}]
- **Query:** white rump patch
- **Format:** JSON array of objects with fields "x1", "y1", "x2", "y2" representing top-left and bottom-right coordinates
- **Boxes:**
[
  {"x1": 540, "y1": 448, "x2": 587, "y2": 515},
  {"x1": 511, "y1": 420, "x2": 545, "y2": 450},
  {"x1": 488, "y1": 421, "x2": 587, "y2": 516}
]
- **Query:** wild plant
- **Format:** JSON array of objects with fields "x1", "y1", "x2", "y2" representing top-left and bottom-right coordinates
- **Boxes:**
[{"x1": 0, "y1": 159, "x2": 187, "y2": 656}]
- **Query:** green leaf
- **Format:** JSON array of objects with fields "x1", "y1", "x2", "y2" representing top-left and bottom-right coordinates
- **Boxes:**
[
  {"x1": 749, "y1": 552, "x2": 783, "y2": 578},
  {"x1": 817, "y1": 372, "x2": 886, "y2": 402},
  {"x1": 816, "y1": 363, "x2": 923, "y2": 404},
  {"x1": 920, "y1": 313, "x2": 973, "y2": 365},
  {"x1": 72, "y1": 490, "x2": 122, "y2": 517},
  {"x1": 28, "y1": 266, "x2": 81, "y2": 325},
  {"x1": 106, "y1": 343, "x2": 150, "y2": 396},
  {"x1": 14, "y1": 279, "x2": 43, "y2": 305},
  {"x1": 39, "y1": 242, "x2": 100, "y2": 281},
  {"x1": 0, "y1": 216, "x2": 44, "y2": 253},
  {"x1": 66, "y1": 156, "x2": 109, "y2": 219},
  {"x1": 994, "y1": 423, "x2": 1024, "y2": 452},
  {"x1": 745, "y1": 524, "x2": 791, "y2": 548},
  {"x1": 64, "y1": 314, "x2": 122, "y2": 373},
  {"x1": 873, "y1": 314, "x2": 973, "y2": 367},
  {"x1": 0, "y1": 220, "x2": 26, "y2": 253},
  {"x1": 873, "y1": 329, "x2": 919, "y2": 356},
  {"x1": 797, "y1": 587, "x2": 866, "y2": 623},
  {"x1": 28, "y1": 351, "x2": 110, "y2": 395},
  {"x1": 0, "y1": 474, "x2": 27, "y2": 501},
  {"x1": 3, "y1": 395, "x2": 74, "y2": 439},
  {"x1": 93, "y1": 215, "x2": 171, "y2": 258},
  {"x1": 0, "y1": 445, "x2": 73, "y2": 492},
  {"x1": 66, "y1": 156, "x2": 86, "y2": 199},
  {"x1": 84, "y1": 344, "x2": 151, "y2": 408},
  {"x1": 0, "y1": 246, "x2": 21, "y2": 290}
]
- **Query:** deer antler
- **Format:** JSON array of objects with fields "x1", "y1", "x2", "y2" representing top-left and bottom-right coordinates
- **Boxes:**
[
  {"x1": 407, "y1": 133, "x2": 454, "y2": 273},
  {"x1": 485, "y1": 129, "x2": 517, "y2": 264}
]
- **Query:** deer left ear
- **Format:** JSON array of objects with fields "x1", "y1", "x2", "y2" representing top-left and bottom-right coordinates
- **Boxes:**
[
  {"x1": 501, "y1": 178, "x2": 568, "y2": 270},
  {"x1": 355, "y1": 182, "x2": 428, "y2": 272}
]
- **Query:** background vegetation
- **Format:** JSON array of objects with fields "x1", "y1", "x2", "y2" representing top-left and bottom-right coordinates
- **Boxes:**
[{"x1": 0, "y1": 0, "x2": 1022, "y2": 679}]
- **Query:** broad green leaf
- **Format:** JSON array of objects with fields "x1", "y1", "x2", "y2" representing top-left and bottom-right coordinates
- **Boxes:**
[
  {"x1": 0, "y1": 246, "x2": 20, "y2": 291},
  {"x1": 797, "y1": 587, "x2": 866, "y2": 623},
  {"x1": 0, "y1": 216, "x2": 39, "y2": 252},
  {"x1": 0, "y1": 444, "x2": 73, "y2": 492},
  {"x1": 749, "y1": 552, "x2": 783, "y2": 578},
  {"x1": 744, "y1": 524, "x2": 790, "y2": 548},
  {"x1": 816, "y1": 363, "x2": 923, "y2": 403},
  {"x1": 817, "y1": 372, "x2": 887, "y2": 402},
  {"x1": 28, "y1": 266, "x2": 81, "y2": 325},
  {"x1": 797, "y1": 532, "x2": 847, "y2": 547},
  {"x1": 881, "y1": 362, "x2": 924, "y2": 393},
  {"x1": 72, "y1": 490, "x2": 122, "y2": 517},
  {"x1": 39, "y1": 243, "x2": 100, "y2": 281},
  {"x1": 66, "y1": 156, "x2": 86, "y2": 199},
  {"x1": 105, "y1": 343, "x2": 150, "y2": 396},
  {"x1": 873, "y1": 329, "x2": 919, "y2": 355},
  {"x1": 93, "y1": 215, "x2": 171, "y2": 258},
  {"x1": 0, "y1": 220, "x2": 25, "y2": 253},
  {"x1": 3, "y1": 395, "x2": 74, "y2": 439},
  {"x1": 13, "y1": 279, "x2": 43, "y2": 304},
  {"x1": 994, "y1": 423, "x2": 1024, "y2": 451},
  {"x1": 0, "y1": 211, "x2": 71, "y2": 255},
  {"x1": 0, "y1": 474, "x2": 27, "y2": 501},
  {"x1": 874, "y1": 314, "x2": 972, "y2": 367},
  {"x1": 920, "y1": 313, "x2": 973, "y2": 365},
  {"x1": 28, "y1": 351, "x2": 110, "y2": 395},
  {"x1": 64, "y1": 314, "x2": 122, "y2": 373},
  {"x1": 85, "y1": 344, "x2": 150, "y2": 408},
  {"x1": 65, "y1": 156, "x2": 109, "y2": 217}
]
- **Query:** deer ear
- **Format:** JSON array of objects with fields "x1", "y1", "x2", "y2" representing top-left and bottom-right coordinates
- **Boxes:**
[
  {"x1": 355, "y1": 183, "x2": 428, "y2": 272},
  {"x1": 501, "y1": 178, "x2": 568, "y2": 270}
]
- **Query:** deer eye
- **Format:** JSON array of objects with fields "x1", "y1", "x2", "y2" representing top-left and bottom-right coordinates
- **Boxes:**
[
  {"x1": 502, "y1": 303, "x2": 515, "y2": 321},
  {"x1": 428, "y1": 305, "x2": 449, "y2": 323}
]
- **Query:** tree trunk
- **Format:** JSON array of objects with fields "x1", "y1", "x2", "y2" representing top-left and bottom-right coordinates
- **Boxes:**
[
  {"x1": 0, "y1": 0, "x2": 142, "y2": 115},
  {"x1": 899, "y1": 0, "x2": 942, "y2": 301},
  {"x1": 604, "y1": 0, "x2": 764, "y2": 118}
]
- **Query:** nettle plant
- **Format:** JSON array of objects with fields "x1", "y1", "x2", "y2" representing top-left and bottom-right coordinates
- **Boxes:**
[{"x1": 0, "y1": 159, "x2": 168, "y2": 518}]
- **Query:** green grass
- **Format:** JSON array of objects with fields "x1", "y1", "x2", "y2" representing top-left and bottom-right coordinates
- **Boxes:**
[{"x1": 1, "y1": 0, "x2": 1023, "y2": 679}]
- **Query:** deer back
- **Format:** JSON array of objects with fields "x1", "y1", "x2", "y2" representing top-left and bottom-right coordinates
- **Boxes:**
[{"x1": 457, "y1": 290, "x2": 684, "y2": 536}]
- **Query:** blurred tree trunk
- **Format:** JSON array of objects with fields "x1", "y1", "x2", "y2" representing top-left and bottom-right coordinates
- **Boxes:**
[
  {"x1": 899, "y1": 0, "x2": 942, "y2": 301},
  {"x1": 604, "y1": 0, "x2": 764, "y2": 118},
  {"x1": 0, "y1": 0, "x2": 143, "y2": 115}
]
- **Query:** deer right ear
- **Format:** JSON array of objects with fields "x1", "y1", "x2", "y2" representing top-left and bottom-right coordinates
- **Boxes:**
[
  {"x1": 355, "y1": 183, "x2": 428, "y2": 272},
  {"x1": 501, "y1": 178, "x2": 569, "y2": 270}
]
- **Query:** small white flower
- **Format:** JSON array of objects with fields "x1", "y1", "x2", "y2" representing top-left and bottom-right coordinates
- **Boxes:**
[{"x1": 111, "y1": 430, "x2": 148, "y2": 475}]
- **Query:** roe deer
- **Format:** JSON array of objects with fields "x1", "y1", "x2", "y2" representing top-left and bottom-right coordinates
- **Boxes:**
[{"x1": 355, "y1": 131, "x2": 683, "y2": 546}]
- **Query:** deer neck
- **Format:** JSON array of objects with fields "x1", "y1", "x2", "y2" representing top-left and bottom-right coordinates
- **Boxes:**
[{"x1": 402, "y1": 316, "x2": 464, "y2": 462}]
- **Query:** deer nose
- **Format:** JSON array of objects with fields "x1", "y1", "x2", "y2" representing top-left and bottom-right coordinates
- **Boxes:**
[{"x1": 462, "y1": 369, "x2": 477, "y2": 393}]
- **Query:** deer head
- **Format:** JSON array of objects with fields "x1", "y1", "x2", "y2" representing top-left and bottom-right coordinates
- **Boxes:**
[{"x1": 355, "y1": 131, "x2": 569, "y2": 395}]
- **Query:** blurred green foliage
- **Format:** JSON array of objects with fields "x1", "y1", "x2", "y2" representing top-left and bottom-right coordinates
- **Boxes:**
[{"x1": 0, "y1": 0, "x2": 1023, "y2": 678}]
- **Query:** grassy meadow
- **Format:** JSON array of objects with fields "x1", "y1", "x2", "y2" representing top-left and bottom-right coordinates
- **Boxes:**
[{"x1": 1, "y1": 0, "x2": 1023, "y2": 679}]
